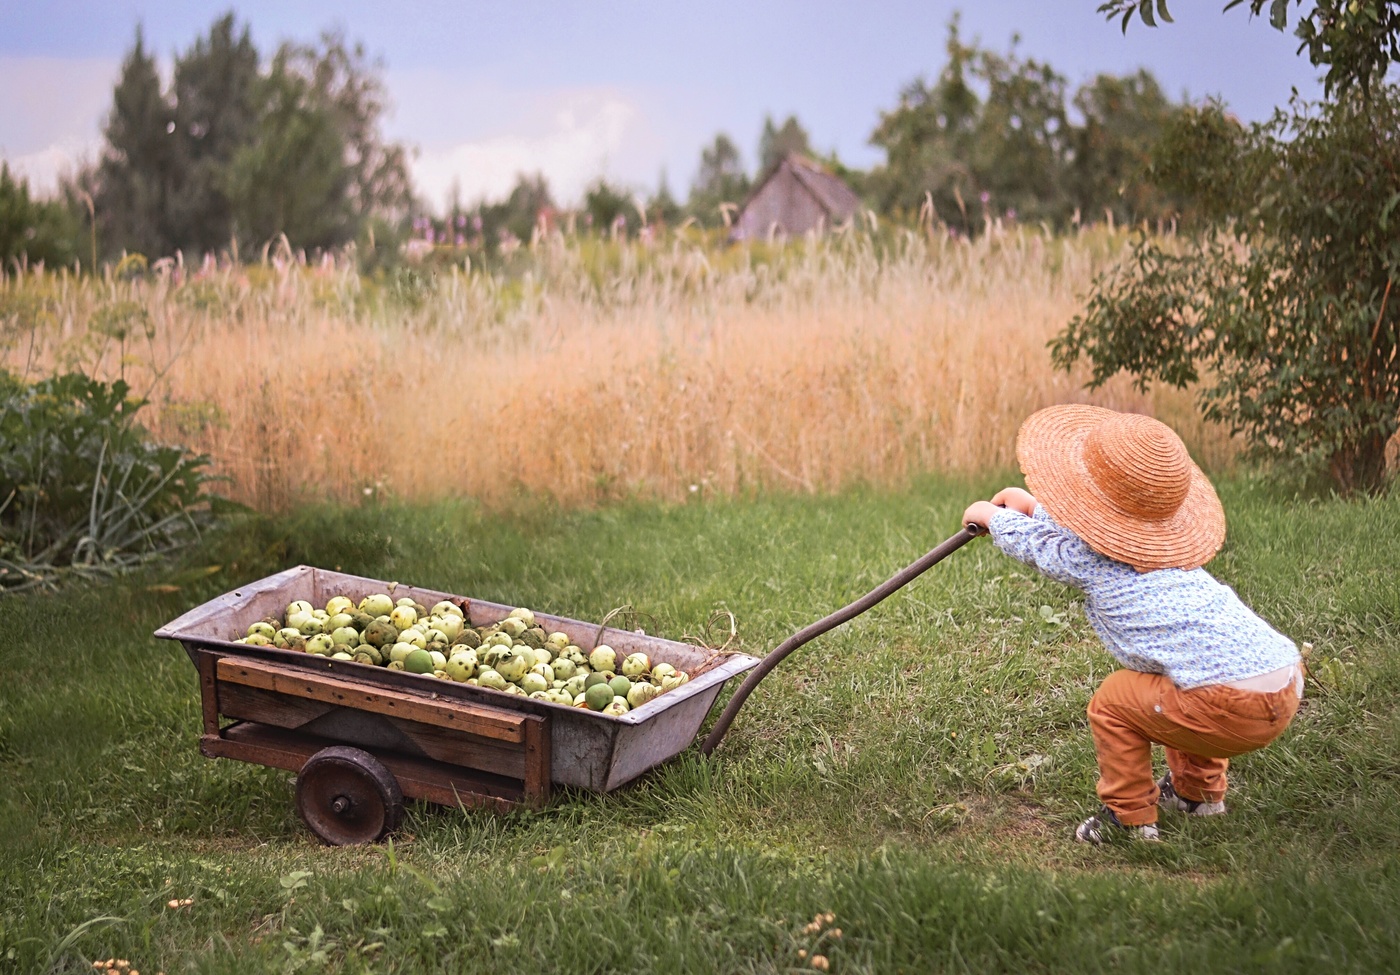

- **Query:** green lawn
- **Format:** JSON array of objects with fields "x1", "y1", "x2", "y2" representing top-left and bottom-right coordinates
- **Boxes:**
[{"x1": 3, "y1": 475, "x2": 1399, "y2": 974}]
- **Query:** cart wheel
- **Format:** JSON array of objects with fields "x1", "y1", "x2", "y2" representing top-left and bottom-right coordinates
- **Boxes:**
[{"x1": 295, "y1": 746, "x2": 403, "y2": 845}]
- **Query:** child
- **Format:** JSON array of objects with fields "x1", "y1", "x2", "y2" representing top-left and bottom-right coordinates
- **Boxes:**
[{"x1": 962, "y1": 405, "x2": 1302, "y2": 844}]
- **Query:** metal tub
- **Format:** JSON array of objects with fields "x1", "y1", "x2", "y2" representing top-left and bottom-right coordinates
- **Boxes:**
[{"x1": 155, "y1": 565, "x2": 759, "y2": 793}]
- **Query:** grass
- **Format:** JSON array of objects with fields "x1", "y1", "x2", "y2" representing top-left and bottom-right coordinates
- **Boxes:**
[
  {"x1": 0, "y1": 226, "x2": 1234, "y2": 513},
  {"x1": 2, "y1": 475, "x2": 1399, "y2": 973}
]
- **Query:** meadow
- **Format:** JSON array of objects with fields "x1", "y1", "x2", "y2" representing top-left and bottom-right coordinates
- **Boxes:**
[
  {"x1": 6, "y1": 228, "x2": 1398, "y2": 974},
  {"x1": 0, "y1": 224, "x2": 1232, "y2": 513}
]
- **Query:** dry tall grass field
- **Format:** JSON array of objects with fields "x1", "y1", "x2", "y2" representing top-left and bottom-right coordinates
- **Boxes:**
[{"x1": 1, "y1": 226, "x2": 1234, "y2": 512}]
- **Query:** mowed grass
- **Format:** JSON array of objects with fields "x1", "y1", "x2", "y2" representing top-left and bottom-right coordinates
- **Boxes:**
[{"x1": 3, "y1": 477, "x2": 1399, "y2": 974}]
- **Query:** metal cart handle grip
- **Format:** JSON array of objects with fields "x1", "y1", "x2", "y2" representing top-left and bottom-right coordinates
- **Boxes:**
[{"x1": 700, "y1": 523, "x2": 985, "y2": 756}]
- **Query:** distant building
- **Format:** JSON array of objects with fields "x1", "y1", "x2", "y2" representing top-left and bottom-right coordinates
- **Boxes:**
[{"x1": 729, "y1": 154, "x2": 862, "y2": 242}]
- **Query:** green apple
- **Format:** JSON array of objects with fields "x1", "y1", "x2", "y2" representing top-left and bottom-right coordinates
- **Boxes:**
[
  {"x1": 496, "y1": 652, "x2": 530, "y2": 683},
  {"x1": 246, "y1": 621, "x2": 277, "y2": 640},
  {"x1": 589, "y1": 645, "x2": 617, "y2": 673},
  {"x1": 359, "y1": 593, "x2": 394, "y2": 617},
  {"x1": 584, "y1": 683, "x2": 615, "y2": 711},
  {"x1": 499, "y1": 617, "x2": 528, "y2": 638},
  {"x1": 404, "y1": 649, "x2": 434, "y2": 674},
  {"x1": 520, "y1": 672, "x2": 549, "y2": 694},
  {"x1": 444, "y1": 656, "x2": 475, "y2": 682},
  {"x1": 627, "y1": 682, "x2": 659, "y2": 708},
  {"x1": 507, "y1": 607, "x2": 536, "y2": 627},
  {"x1": 327, "y1": 613, "x2": 356, "y2": 631},
  {"x1": 286, "y1": 599, "x2": 314, "y2": 619},
  {"x1": 434, "y1": 615, "x2": 464, "y2": 641},
  {"x1": 546, "y1": 632, "x2": 570, "y2": 652},
  {"x1": 477, "y1": 669, "x2": 509, "y2": 691},
  {"x1": 325, "y1": 596, "x2": 355, "y2": 617},
  {"x1": 305, "y1": 634, "x2": 335, "y2": 655},
  {"x1": 551, "y1": 657, "x2": 577, "y2": 681},
  {"x1": 398, "y1": 628, "x2": 427, "y2": 650},
  {"x1": 621, "y1": 653, "x2": 650, "y2": 678},
  {"x1": 603, "y1": 698, "x2": 630, "y2": 716},
  {"x1": 388, "y1": 642, "x2": 417, "y2": 664},
  {"x1": 330, "y1": 626, "x2": 360, "y2": 647},
  {"x1": 608, "y1": 675, "x2": 632, "y2": 699},
  {"x1": 389, "y1": 605, "x2": 418, "y2": 631},
  {"x1": 431, "y1": 600, "x2": 465, "y2": 619},
  {"x1": 361, "y1": 620, "x2": 398, "y2": 648},
  {"x1": 530, "y1": 662, "x2": 555, "y2": 684}
]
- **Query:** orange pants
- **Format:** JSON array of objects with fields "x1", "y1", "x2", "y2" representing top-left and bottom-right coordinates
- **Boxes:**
[{"x1": 1086, "y1": 668, "x2": 1300, "y2": 826}]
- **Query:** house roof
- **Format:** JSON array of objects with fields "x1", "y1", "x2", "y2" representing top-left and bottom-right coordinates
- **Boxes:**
[{"x1": 730, "y1": 154, "x2": 861, "y2": 241}]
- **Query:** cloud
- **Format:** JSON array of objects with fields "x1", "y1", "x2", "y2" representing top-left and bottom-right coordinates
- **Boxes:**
[
  {"x1": 398, "y1": 85, "x2": 658, "y2": 211},
  {"x1": 0, "y1": 56, "x2": 117, "y2": 193}
]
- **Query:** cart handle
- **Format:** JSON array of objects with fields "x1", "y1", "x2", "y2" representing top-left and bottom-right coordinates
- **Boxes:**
[{"x1": 699, "y1": 523, "x2": 985, "y2": 756}]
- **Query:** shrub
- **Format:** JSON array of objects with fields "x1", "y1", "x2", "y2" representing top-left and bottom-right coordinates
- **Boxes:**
[
  {"x1": 1052, "y1": 87, "x2": 1400, "y2": 493},
  {"x1": 0, "y1": 370, "x2": 218, "y2": 591}
]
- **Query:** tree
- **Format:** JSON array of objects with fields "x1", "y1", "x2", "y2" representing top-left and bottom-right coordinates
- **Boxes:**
[
  {"x1": 1055, "y1": 3, "x2": 1400, "y2": 492},
  {"x1": 92, "y1": 27, "x2": 178, "y2": 259},
  {"x1": 1068, "y1": 70, "x2": 1181, "y2": 225},
  {"x1": 868, "y1": 18, "x2": 1080, "y2": 228},
  {"x1": 1100, "y1": 0, "x2": 1399, "y2": 98},
  {"x1": 757, "y1": 114, "x2": 813, "y2": 175},
  {"x1": 0, "y1": 164, "x2": 79, "y2": 268},
  {"x1": 646, "y1": 171, "x2": 683, "y2": 228},
  {"x1": 687, "y1": 133, "x2": 750, "y2": 227},
  {"x1": 166, "y1": 13, "x2": 261, "y2": 253},
  {"x1": 583, "y1": 179, "x2": 634, "y2": 236},
  {"x1": 868, "y1": 18, "x2": 980, "y2": 226},
  {"x1": 226, "y1": 58, "x2": 354, "y2": 251},
  {"x1": 280, "y1": 32, "x2": 413, "y2": 229}
]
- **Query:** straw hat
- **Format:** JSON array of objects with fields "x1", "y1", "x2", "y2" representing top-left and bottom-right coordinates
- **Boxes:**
[{"x1": 1015, "y1": 405, "x2": 1225, "y2": 571}]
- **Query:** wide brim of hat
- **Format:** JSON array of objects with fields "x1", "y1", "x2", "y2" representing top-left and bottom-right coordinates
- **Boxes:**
[{"x1": 1015, "y1": 405, "x2": 1226, "y2": 571}]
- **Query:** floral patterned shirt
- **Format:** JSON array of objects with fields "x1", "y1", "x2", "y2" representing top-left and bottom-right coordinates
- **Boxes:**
[{"x1": 988, "y1": 506, "x2": 1299, "y2": 689}]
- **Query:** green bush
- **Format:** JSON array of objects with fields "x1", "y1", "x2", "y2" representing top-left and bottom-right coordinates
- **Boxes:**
[
  {"x1": 0, "y1": 370, "x2": 218, "y2": 591},
  {"x1": 1052, "y1": 86, "x2": 1400, "y2": 493}
]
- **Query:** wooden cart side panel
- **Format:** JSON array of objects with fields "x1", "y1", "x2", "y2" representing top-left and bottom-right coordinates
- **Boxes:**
[
  {"x1": 203, "y1": 723, "x2": 525, "y2": 813},
  {"x1": 215, "y1": 656, "x2": 526, "y2": 744},
  {"x1": 214, "y1": 682, "x2": 532, "y2": 781}
]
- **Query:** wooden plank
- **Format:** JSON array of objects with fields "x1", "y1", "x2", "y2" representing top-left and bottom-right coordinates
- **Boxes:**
[
  {"x1": 216, "y1": 656, "x2": 526, "y2": 744},
  {"x1": 216, "y1": 682, "x2": 531, "y2": 780},
  {"x1": 216, "y1": 683, "x2": 338, "y2": 731},
  {"x1": 197, "y1": 650, "x2": 221, "y2": 737},
  {"x1": 522, "y1": 715, "x2": 551, "y2": 806},
  {"x1": 204, "y1": 723, "x2": 529, "y2": 812}
]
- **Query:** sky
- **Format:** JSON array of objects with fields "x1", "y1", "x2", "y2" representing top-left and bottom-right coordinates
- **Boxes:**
[{"x1": 0, "y1": 1, "x2": 1326, "y2": 211}]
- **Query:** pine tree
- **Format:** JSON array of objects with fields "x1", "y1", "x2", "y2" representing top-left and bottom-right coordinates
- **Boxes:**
[
  {"x1": 94, "y1": 27, "x2": 177, "y2": 259},
  {"x1": 167, "y1": 13, "x2": 261, "y2": 253}
]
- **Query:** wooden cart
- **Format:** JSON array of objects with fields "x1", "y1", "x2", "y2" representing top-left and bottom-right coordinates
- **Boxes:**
[{"x1": 156, "y1": 565, "x2": 759, "y2": 845}]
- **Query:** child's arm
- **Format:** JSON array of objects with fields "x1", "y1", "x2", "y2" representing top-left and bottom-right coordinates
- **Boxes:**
[
  {"x1": 964, "y1": 491, "x2": 1101, "y2": 588},
  {"x1": 962, "y1": 487, "x2": 1037, "y2": 529}
]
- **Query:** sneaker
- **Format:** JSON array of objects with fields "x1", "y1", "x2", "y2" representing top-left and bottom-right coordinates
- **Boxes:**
[
  {"x1": 1074, "y1": 806, "x2": 1160, "y2": 845},
  {"x1": 1157, "y1": 772, "x2": 1227, "y2": 817}
]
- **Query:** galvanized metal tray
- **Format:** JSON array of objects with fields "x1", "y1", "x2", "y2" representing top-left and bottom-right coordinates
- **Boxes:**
[{"x1": 155, "y1": 565, "x2": 760, "y2": 792}]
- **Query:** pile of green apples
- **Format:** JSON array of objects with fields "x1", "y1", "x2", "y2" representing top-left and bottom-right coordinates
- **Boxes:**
[{"x1": 233, "y1": 595, "x2": 690, "y2": 716}]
